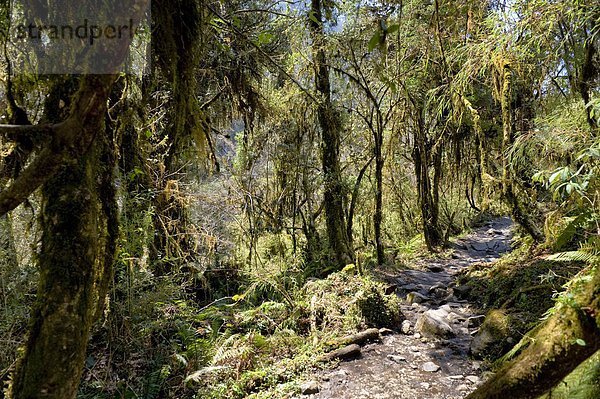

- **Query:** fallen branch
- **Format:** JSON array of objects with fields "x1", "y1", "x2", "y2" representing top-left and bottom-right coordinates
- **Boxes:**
[
  {"x1": 318, "y1": 344, "x2": 361, "y2": 362},
  {"x1": 0, "y1": 124, "x2": 55, "y2": 143},
  {"x1": 333, "y1": 328, "x2": 381, "y2": 347}
]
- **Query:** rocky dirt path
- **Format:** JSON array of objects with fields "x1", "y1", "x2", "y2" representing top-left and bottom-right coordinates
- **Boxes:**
[{"x1": 298, "y1": 217, "x2": 513, "y2": 399}]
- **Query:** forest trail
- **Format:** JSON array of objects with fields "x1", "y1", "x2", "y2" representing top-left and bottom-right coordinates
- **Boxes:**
[{"x1": 298, "y1": 217, "x2": 513, "y2": 399}]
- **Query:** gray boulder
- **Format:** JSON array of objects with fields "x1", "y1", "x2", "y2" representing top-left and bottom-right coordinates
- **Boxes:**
[{"x1": 416, "y1": 309, "x2": 455, "y2": 338}]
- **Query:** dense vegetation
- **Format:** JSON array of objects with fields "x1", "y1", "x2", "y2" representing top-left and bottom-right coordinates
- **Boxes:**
[{"x1": 0, "y1": 0, "x2": 598, "y2": 398}]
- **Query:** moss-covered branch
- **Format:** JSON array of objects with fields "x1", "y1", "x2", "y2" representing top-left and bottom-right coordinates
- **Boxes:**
[{"x1": 467, "y1": 268, "x2": 600, "y2": 399}]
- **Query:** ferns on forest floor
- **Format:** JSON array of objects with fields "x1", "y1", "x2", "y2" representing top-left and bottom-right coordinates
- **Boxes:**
[
  {"x1": 178, "y1": 268, "x2": 402, "y2": 399},
  {"x1": 77, "y1": 256, "x2": 402, "y2": 399}
]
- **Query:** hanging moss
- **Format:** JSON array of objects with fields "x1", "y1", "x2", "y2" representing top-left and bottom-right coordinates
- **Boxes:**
[
  {"x1": 149, "y1": 0, "x2": 208, "y2": 273},
  {"x1": 152, "y1": 0, "x2": 207, "y2": 164}
]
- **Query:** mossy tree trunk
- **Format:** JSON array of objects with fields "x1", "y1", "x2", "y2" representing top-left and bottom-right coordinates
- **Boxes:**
[
  {"x1": 8, "y1": 75, "x2": 119, "y2": 399},
  {"x1": 413, "y1": 111, "x2": 443, "y2": 251},
  {"x1": 467, "y1": 269, "x2": 600, "y2": 399},
  {"x1": 578, "y1": 31, "x2": 598, "y2": 130},
  {"x1": 347, "y1": 155, "x2": 374, "y2": 249},
  {"x1": 150, "y1": 0, "x2": 204, "y2": 275},
  {"x1": 373, "y1": 109, "x2": 385, "y2": 265},
  {"x1": 499, "y1": 63, "x2": 544, "y2": 242},
  {"x1": 331, "y1": 64, "x2": 389, "y2": 265},
  {"x1": 308, "y1": 0, "x2": 353, "y2": 269},
  {"x1": 0, "y1": 2, "x2": 143, "y2": 395}
]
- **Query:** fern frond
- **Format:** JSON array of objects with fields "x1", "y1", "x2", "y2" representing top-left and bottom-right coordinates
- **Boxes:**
[
  {"x1": 579, "y1": 235, "x2": 600, "y2": 255},
  {"x1": 213, "y1": 345, "x2": 253, "y2": 366},
  {"x1": 212, "y1": 333, "x2": 241, "y2": 364},
  {"x1": 547, "y1": 251, "x2": 596, "y2": 263}
]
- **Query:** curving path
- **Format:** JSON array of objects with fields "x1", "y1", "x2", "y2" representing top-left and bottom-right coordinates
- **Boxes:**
[{"x1": 298, "y1": 217, "x2": 513, "y2": 399}]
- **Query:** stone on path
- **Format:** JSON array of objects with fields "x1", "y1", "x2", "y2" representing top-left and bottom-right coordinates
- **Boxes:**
[
  {"x1": 301, "y1": 380, "x2": 320, "y2": 395},
  {"x1": 416, "y1": 309, "x2": 456, "y2": 339},
  {"x1": 406, "y1": 291, "x2": 429, "y2": 304},
  {"x1": 471, "y1": 242, "x2": 488, "y2": 252},
  {"x1": 387, "y1": 354, "x2": 406, "y2": 363},
  {"x1": 466, "y1": 375, "x2": 481, "y2": 384},
  {"x1": 400, "y1": 283, "x2": 420, "y2": 292},
  {"x1": 379, "y1": 327, "x2": 394, "y2": 336},
  {"x1": 401, "y1": 320, "x2": 412, "y2": 335},
  {"x1": 447, "y1": 312, "x2": 465, "y2": 324},
  {"x1": 422, "y1": 361, "x2": 441, "y2": 372},
  {"x1": 427, "y1": 264, "x2": 444, "y2": 273}
]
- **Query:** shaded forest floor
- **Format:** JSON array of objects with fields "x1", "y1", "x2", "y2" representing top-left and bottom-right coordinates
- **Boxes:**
[
  {"x1": 296, "y1": 217, "x2": 514, "y2": 398},
  {"x1": 69, "y1": 216, "x2": 585, "y2": 399}
]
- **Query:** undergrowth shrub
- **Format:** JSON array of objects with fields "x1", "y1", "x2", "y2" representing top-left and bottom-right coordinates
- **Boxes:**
[
  {"x1": 237, "y1": 232, "x2": 304, "y2": 306},
  {"x1": 301, "y1": 268, "x2": 403, "y2": 334},
  {"x1": 183, "y1": 268, "x2": 403, "y2": 399}
]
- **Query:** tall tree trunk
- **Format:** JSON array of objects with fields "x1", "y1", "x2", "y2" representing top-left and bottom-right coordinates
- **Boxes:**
[
  {"x1": 432, "y1": 140, "x2": 444, "y2": 241},
  {"x1": 309, "y1": 0, "x2": 353, "y2": 269},
  {"x1": 374, "y1": 127, "x2": 385, "y2": 265},
  {"x1": 150, "y1": 80, "x2": 195, "y2": 275},
  {"x1": 150, "y1": 0, "x2": 204, "y2": 274},
  {"x1": 347, "y1": 155, "x2": 374, "y2": 247},
  {"x1": 9, "y1": 76, "x2": 119, "y2": 399},
  {"x1": 413, "y1": 114, "x2": 442, "y2": 251},
  {"x1": 499, "y1": 63, "x2": 544, "y2": 242},
  {"x1": 0, "y1": 2, "x2": 142, "y2": 394},
  {"x1": 578, "y1": 30, "x2": 598, "y2": 130}
]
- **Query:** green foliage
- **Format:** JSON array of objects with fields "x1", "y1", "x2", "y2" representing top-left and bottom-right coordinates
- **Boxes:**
[
  {"x1": 547, "y1": 250, "x2": 598, "y2": 263},
  {"x1": 3, "y1": 0, "x2": 600, "y2": 396},
  {"x1": 180, "y1": 269, "x2": 403, "y2": 399},
  {"x1": 533, "y1": 133, "x2": 600, "y2": 264},
  {"x1": 236, "y1": 232, "x2": 304, "y2": 306},
  {"x1": 302, "y1": 270, "x2": 403, "y2": 334},
  {"x1": 460, "y1": 243, "x2": 584, "y2": 330},
  {"x1": 539, "y1": 351, "x2": 600, "y2": 399},
  {"x1": 0, "y1": 212, "x2": 38, "y2": 387}
]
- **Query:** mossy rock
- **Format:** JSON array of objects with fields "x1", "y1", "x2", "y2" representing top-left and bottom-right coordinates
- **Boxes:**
[
  {"x1": 470, "y1": 309, "x2": 514, "y2": 360},
  {"x1": 460, "y1": 256, "x2": 584, "y2": 330},
  {"x1": 357, "y1": 284, "x2": 404, "y2": 329}
]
